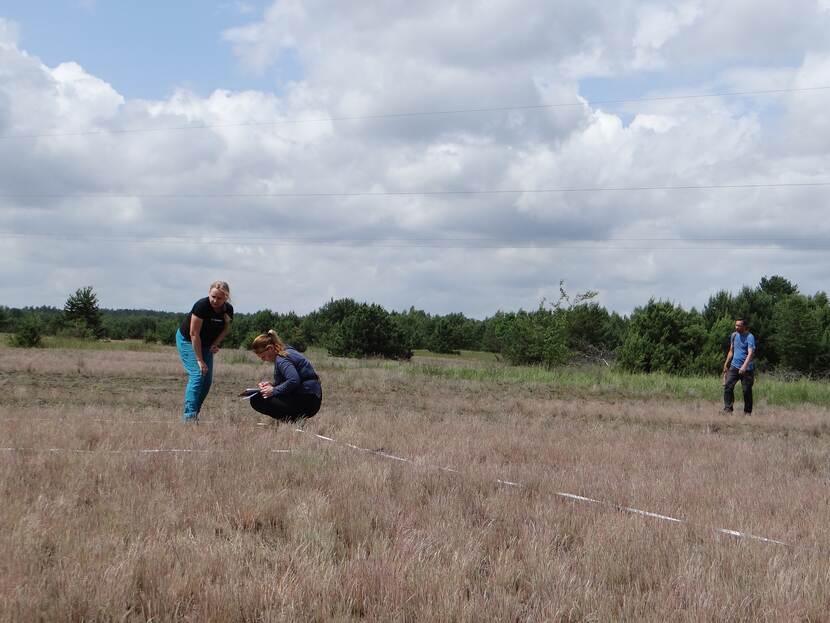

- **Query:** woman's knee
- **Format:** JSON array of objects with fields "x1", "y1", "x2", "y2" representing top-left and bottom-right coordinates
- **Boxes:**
[
  {"x1": 306, "y1": 398, "x2": 322, "y2": 417},
  {"x1": 249, "y1": 394, "x2": 268, "y2": 415}
]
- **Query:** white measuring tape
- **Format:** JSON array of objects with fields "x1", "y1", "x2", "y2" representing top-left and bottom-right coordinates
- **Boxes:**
[
  {"x1": 0, "y1": 416, "x2": 807, "y2": 550},
  {"x1": 0, "y1": 416, "x2": 257, "y2": 426},
  {"x1": 0, "y1": 447, "x2": 293, "y2": 454},
  {"x1": 293, "y1": 428, "x2": 795, "y2": 549}
]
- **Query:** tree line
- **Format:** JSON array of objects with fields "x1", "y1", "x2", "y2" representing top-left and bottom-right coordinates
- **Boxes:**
[{"x1": 3, "y1": 275, "x2": 830, "y2": 376}]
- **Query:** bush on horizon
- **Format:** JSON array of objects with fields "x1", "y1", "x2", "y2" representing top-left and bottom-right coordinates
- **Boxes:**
[
  {"x1": 9, "y1": 313, "x2": 43, "y2": 348},
  {"x1": 325, "y1": 303, "x2": 412, "y2": 360}
]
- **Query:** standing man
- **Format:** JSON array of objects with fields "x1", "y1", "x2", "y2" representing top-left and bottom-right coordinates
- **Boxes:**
[{"x1": 722, "y1": 318, "x2": 756, "y2": 415}]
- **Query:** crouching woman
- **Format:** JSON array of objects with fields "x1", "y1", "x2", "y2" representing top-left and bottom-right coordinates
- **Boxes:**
[{"x1": 250, "y1": 330, "x2": 322, "y2": 422}]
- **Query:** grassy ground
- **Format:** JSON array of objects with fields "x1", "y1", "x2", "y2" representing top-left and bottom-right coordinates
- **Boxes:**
[
  {"x1": 2, "y1": 342, "x2": 830, "y2": 620},
  {"x1": 411, "y1": 348, "x2": 501, "y2": 362},
  {"x1": 404, "y1": 360, "x2": 830, "y2": 409},
  {"x1": 9, "y1": 336, "x2": 830, "y2": 408},
  {"x1": 0, "y1": 333, "x2": 169, "y2": 352}
]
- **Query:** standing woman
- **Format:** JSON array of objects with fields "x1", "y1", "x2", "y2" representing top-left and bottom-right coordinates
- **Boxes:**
[
  {"x1": 176, "y1": 281, "x2": 233, "y2": 422},
  {"x1": 250, "y1": 330, "x2": 322, "y2": 422}
]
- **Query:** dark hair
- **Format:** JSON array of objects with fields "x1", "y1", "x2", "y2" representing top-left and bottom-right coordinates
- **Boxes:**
[{"x1": 735, "y1": 318, "x2": 748, "y2": 326}]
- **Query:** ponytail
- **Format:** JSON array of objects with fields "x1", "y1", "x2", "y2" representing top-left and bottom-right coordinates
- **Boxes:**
[{"x1": 251, "y1": 329, "x2": 288, "y2": 356}]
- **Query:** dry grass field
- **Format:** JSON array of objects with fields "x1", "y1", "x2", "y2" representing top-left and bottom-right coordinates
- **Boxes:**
[{"x1": 2, "y1": 342, "x2": 830, "y2": 621}]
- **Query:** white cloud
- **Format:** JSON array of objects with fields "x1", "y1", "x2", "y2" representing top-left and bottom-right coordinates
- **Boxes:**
[
  {"x1": 3, "y1": 3, "x2": 830, "y2": 316},
  {"x1": 0, "y1": 17, "x2": 19, "y2": 47},
  {"x1": 221, "y1": 0, "x2": 304, "y2": 74},
  {"x1": 218, "y1": 2, "x2": 257, "y2": 16},
  {"x1": 632, "y1": 2, "x2": 701, "y2": 69}
]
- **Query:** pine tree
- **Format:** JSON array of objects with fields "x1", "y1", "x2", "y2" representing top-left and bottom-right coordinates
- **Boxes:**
[
  {"x1": 772, "y1": 295, "x2": 821, "y2": 373},
  {"x1": 63, "y1": 286, "x2": 103, "y2": 337}
]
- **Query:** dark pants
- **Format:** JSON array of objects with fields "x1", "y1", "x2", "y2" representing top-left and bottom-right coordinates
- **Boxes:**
[
  {"x1": 723, "y1": 368, "x2": 754, "y2": 413},
  {"x1": 250, "y1": 392, "x2": 321, "y2": 422}
]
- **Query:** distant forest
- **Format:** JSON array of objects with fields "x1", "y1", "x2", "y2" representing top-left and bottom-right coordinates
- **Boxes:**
[{"x1": 3, "y1": 275, "x2": 830, "y2": 376}]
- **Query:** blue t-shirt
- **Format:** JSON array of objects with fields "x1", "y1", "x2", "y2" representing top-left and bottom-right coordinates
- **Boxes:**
[{"x1": 731, "y1": 332, "x2": 756, "y2": 370}]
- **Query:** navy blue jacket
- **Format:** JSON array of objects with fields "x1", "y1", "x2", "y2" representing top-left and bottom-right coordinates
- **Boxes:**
[{"x1": 272, "y1": 348, "x2": 322, "y2": 398}]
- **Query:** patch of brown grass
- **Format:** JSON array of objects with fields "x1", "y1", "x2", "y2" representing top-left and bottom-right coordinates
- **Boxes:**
[{"x1": 1, "y1": 344, "x2": 830, "y2": 620}]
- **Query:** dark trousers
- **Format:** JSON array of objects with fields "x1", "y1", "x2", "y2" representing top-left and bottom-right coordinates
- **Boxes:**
[
  {"x1": 723, "y1": 368, "x2": 754, "y2": 413},
  {"x1": 250, "y1": 392, "x2": 321, "y2": 422}
]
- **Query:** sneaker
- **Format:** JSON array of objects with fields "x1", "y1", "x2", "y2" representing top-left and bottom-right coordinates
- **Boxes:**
[{"x1": 722, "y1": 408, "x2": 733, "y2": 415}]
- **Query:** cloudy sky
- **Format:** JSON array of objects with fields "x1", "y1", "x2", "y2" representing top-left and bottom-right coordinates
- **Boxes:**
[{"x1": 2, "y1": 1, "x2": 829, "y2": 317}]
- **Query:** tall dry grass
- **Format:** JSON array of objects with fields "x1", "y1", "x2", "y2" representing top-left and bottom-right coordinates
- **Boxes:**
[{"x1": 1, "y1": 343, "x2": 830, "y2": 621}]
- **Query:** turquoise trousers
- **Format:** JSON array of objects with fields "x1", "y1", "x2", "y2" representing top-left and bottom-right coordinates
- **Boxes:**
[{"x1": 176, "y1": 329, "x2": 214, "y2": 421}]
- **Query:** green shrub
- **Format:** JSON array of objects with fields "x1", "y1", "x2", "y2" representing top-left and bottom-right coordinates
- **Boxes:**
[
  {"x1": 617, "y1": 299, "x2": 707, "y2": 374},
  {"x1": 9, "y1": 314, "x2": 43, "y2": 348},
  {"x1": 285, "y1": 326, "x2": 309, "y2": 353},
  {"x1": 426, "y1": 316, "x2": 464, "y2": 354},
  {"x1": 57, "y1": 319, "x2": 95, "y2": 340},
  {"x1": 325, "y1": 303, "x2": 411, "y2": 359},
  {"x1": 772, "y1": 295, "x2": 824, "y2": 374},
  {"x1": 492, "y1": 306, "x2": 569, "y2": 368}
]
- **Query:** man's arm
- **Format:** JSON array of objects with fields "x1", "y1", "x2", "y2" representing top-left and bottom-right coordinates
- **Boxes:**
[
  {"x1": 723, "y1": 344, "x2": 733, "y2": 374},
  {"x1": 739, "y1": 347, "x2": 754, "y2": 373}
]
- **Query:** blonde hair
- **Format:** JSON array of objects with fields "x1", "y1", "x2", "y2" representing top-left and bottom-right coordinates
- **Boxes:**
[
  {"x1": 209, "y1": 280, "x2": 231, "y2": 300},
  {"x1": 251, "y1": 330, "x2": 288, "y2": 356}
]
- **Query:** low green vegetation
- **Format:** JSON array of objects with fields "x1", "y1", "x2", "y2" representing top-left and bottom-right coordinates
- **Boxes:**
[
  {"x1": 5, "y1": 274, "x2": 830, "y2": 380},
  {"x1": 8, "y1": 315, "x2": 43, "y2": 347},
  {"x1": 400, "y1": 361, "x2": 830, "y2": 408},
  {"x1": 3, "y1": 331, "x2": 830, "y2": 408},
  {"x1": 411, "y1": 349, "x2": 500, "y2": 362},
  {"x1": 41, "y1": 336, "x2": 167, "y2": 352}
]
